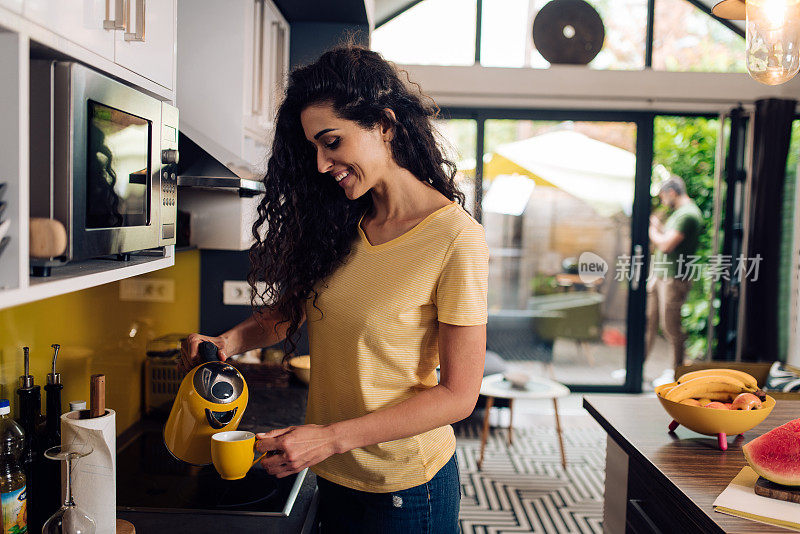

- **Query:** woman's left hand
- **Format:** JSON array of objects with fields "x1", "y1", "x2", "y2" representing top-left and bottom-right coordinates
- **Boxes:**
[{"x1": 255, "y1": 424, "x2": 338, "y2": 478}]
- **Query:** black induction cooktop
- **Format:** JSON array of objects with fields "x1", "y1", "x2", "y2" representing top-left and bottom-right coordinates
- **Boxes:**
[{"x1": 116, "y1": 429, "x2": 306, "y2": 517}]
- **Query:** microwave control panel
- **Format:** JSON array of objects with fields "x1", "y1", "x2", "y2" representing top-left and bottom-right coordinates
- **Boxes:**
[{"x1": 159, "y1": 103, "x2": 179, "y2": 245}]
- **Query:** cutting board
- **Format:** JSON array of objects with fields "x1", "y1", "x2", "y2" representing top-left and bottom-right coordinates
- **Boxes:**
[{"x1": 755, "y1": 477, "x2": 800, "y2": 503}]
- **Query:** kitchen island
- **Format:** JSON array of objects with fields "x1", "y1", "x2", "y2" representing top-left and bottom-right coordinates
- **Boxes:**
[
  {"x1": 117, "y1": 382, "x2": 318, "y2": 534},
  {"x1": 584, "y1": 395, "x2": 800, "y2": 533}
]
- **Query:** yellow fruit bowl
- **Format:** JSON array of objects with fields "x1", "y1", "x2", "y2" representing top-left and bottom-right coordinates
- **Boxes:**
[{"x1": 655, "y1": 382, "x2": 775, "y2": 450}]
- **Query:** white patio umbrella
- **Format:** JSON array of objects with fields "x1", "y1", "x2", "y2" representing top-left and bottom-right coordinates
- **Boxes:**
[
  {"x1": 492, "y1": 130, "x2": 636, "y2": 217},
  {"x1": 481, "y1": 174, "x2": 536, "y2": 216}
]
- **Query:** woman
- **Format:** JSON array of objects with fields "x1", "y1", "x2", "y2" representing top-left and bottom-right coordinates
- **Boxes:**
[{"x1": 181, "y1": 45, "x2": 489, "y2": 533}]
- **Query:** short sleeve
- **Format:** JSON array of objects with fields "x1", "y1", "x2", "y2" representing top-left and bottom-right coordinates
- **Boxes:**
[
  {"x1": 673, "y1": 213, "x2": 694, "y2": 235},
  {"x1": 435, "y1": 223, "x2": 489, "y2": 326}
]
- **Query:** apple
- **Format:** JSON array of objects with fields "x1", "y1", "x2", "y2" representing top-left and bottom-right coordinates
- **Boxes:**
[
  {"x1": 704, "y1": 401, "x2": 730, "y2": 410},
  {"x1": 697, "y1": 398, "x2": 712, "y2": 406},
  {"x1": 732, "y1": 392, "x2": 762, "y2": 410},
  {"x1": 679, "y1": 398, "x2": 703, "y2": 407},
  {"x1": 724, "y1": 403, "x2": 733, "y2": 409}
]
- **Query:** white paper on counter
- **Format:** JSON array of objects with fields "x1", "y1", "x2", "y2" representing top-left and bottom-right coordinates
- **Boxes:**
[
  {"x1": 713, "y1": 467, "x2": 800, "y2": 532},
  {"x1": 61, "y1": 409, "x2": 116, "y2": 534}
]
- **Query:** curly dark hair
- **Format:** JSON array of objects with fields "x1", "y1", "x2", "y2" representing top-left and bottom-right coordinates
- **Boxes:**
[{"x1": 248, "y1": 44, "x2": 466, "y2": 357}]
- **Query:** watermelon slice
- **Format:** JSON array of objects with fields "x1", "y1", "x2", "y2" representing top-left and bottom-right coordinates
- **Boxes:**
[{"x1": 742, "y1": 418, "x2": 800, "y2": 486}]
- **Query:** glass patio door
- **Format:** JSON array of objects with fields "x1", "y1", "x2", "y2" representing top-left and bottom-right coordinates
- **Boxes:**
[
  {"x1": 436, "y1": 111, "x2": 743, "y2": 392},
  {"x1": 646, "y1": 114, "x2": 730, "y2": 386},
  {"x1": 473, "y1": 113, "x2": 649, "y2": 391}
]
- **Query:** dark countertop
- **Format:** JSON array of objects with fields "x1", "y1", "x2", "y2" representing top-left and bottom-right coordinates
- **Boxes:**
[
  {"x1": 119, "y1": 382, "x2": 317, "y2": 534},
  {"x1": 238, "y1": 379, "x2": 310, "y2": 432},
  {"x1": 584, "y1": 395, "x2": 800, "y2": 534}
]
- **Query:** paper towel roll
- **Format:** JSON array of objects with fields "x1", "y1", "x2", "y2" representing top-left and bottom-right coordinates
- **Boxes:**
[{"x1": 61, "y1": 409, "x2": 116, "y2": 533}]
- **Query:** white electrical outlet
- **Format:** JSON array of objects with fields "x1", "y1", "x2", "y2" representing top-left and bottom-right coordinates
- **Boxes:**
[
  {"x1": 222, "y1": 280, "x2": 271, "y2": 306},
  {"x1": 119, "y1": 278, "x2": 175, "y2": 303},
  {"x1": 223, "y1": 281, "x2": 252, "y2": 305}
]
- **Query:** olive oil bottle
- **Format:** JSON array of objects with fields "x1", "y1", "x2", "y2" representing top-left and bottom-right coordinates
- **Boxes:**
[{"x1": 0, "y1": 400, "x2": 26, "y2": 533}]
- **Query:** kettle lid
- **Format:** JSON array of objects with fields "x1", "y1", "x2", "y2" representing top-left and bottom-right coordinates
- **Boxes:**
[{"x1": 192, "y1": 362, "x2": 245, "y2": 404}]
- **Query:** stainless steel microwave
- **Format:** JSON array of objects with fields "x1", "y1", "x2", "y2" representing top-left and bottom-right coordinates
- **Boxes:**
[{"x1": 30, "y1": 61, "x2": 178, "y2": 275}]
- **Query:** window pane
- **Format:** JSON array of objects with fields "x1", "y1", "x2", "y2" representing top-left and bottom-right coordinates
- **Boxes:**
[
  {"x1": 482, "y1": 119, "x2": 636, "y2": 386},
  {"x1": 372, "y1": 0, "x2": 476, "y2": 66},
  {"x1": 653, "y1": 0, "x2": 746, "y2": 72},
  {"x1": 481, "y1": 0, "x2": 647, "y2": 70},
  {"x1": 778, "y1": 120, "x2": 800, "y2": 360},
  {"x1": 434, "y1": 119, "x2": 478, "y2": 217},
  {"x1": 480, "y1": 0, "x2": 530, "y2": 68},
  {"x1": 649, "y1": 116, "x2": 720, "y2": 377}
]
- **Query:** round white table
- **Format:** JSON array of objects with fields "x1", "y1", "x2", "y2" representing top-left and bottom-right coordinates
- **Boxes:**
[{"x1": 478, "y1": 373, "x2": 571, "y2": 469}]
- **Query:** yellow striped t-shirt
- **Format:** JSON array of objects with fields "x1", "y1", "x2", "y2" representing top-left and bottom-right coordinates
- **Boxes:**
[{"x1": 304, "y1": 200, "x2": 489, "y2": 492}]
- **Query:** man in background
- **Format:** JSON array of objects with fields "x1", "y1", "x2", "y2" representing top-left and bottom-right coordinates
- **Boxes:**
[{"x1": 646, "y1": 175, "x2": 703, "y2": 370}]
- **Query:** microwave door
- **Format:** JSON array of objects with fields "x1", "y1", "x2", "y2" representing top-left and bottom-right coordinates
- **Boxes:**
[
  {"x1": 30, "y1": 61, "x2": 174, "y2": 268},
  {"x1": 63, "y1": 62, "x2": 164, "y2": 261}
]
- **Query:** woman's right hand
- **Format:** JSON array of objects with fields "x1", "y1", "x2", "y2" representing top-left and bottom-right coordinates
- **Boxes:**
[{"x1": 179, "y1": 333, "x2": 232, "y2": 372}]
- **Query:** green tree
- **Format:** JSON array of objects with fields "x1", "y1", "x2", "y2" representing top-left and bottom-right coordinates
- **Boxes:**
[{"x1": 653, "y1": 116, "x2": 720, "y2": 359}]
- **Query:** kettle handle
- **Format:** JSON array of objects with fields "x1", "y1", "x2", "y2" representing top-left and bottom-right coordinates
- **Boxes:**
[{"x1": 198, "y1": 341, "x2": 221, "y2": 363}]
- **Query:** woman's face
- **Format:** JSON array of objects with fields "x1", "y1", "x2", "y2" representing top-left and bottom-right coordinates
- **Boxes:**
[{"x1": 300, "y1": 102, "x2": 393, "y2": 200}]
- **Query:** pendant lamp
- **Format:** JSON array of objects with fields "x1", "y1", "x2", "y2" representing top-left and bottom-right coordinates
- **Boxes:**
[{"x1": 713, "y1": 0, "x2": 800, "y2": 85}]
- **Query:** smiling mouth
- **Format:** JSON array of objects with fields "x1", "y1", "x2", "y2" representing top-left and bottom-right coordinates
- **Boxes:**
[{"x1": 333, "y1": 169, "x2": 351, "y2": 183}]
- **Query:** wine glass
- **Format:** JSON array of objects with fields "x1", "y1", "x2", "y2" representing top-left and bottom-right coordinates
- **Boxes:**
[{"x1": 42, "y1": 445, "x2": 97, "y2": 534}]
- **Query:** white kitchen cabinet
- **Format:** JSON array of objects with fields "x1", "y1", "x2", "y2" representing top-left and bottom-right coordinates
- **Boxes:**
[
  {"x1": 22, "y1": 0, "x2": 175, "y2": 90},
  {"x1": 0, "y1": 1, "x2": 178, "y2": 311},
  {"x1": 0, "y1": 32, "x2": 26, "y2": 296},
  {"x1": 0, "y1": 0, "x2": 22, "y2": 14},
  {"x1": 114, "y1": 0, "x2": 176, "y2": 90},
  {"x1": 178, "y1": 0, "x2": 289, "y2": 168},
  {"x1": 24, "y1": 0, "x2": 116, "y2": 60},
  {"x1": 244, "y1": 0, "x2": 289, "y2": 138}
]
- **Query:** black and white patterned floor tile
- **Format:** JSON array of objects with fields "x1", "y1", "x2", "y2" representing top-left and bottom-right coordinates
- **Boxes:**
[{"x1": 454, "y1": 421, "x2": 606, "y2": 534}]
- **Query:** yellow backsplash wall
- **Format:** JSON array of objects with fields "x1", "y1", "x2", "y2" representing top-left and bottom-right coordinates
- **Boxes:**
[{"x1": 0, "y1": 250, "x2": 200, "y2": 434}]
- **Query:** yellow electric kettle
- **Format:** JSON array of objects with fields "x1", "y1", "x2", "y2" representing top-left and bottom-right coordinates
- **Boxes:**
[{"x1": 164, "y1": 342, "x2": 248, "y2": 465}]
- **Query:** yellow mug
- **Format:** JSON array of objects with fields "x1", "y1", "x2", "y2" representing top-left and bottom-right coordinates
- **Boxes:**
[{"x1": 210, "y1": 430, "x2": 269, "y2": 480}]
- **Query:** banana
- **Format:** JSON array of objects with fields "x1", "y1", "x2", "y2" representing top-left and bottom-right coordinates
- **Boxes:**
[
  {"x1": 677, "y1": 368, "x2": 758, "y2": 390},
  {"x1": 665, "y1": 375, "x2": 748, "y2": 403},
  {"x1": 690, "y1": 374, "x2": 750, "y2": 390},
  {"x1": 659, "y1": 386, "x2": 676, "y2": 398},
  {"x1": 698, "y1": 391, "x2": 736, "y2": 402}
]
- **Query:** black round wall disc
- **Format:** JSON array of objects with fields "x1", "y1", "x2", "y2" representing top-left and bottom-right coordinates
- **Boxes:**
[{"x1": 532, "y1": 0, "x2": 605, "y2": 65}]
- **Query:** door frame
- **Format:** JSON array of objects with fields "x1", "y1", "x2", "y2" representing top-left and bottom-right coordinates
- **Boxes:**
[{"x1": 442, "y1": 107, "x2": 724, "y2": 392}]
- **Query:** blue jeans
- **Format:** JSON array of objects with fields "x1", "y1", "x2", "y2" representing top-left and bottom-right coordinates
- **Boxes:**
[{"x1": 316, "y1": 454, "x2": 461, "y2": 534}]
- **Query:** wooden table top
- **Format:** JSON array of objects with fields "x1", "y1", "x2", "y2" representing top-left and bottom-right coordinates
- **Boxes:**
[{"x1": 584, "y1": 395, "x2": 800, "y2": 534}]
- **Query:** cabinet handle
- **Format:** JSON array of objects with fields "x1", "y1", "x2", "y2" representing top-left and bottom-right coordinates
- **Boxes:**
[
  {"x1": 272, "y1": 21, "x2": 285, "y2": 117},
  {"x1": 252, "y1": 0, "x2": 264, "y2": 115},
  {"x1": 104, "y1": 0, "x2": 126, "y2": 30},
  {"x1": 124, "y1": 0, "x2": 146, "y2": 42}
]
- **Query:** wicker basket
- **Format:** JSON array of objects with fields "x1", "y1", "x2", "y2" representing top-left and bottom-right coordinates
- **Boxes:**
[{"x1": 144, "y1": 356, "x2": 182, "y2": 414}]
